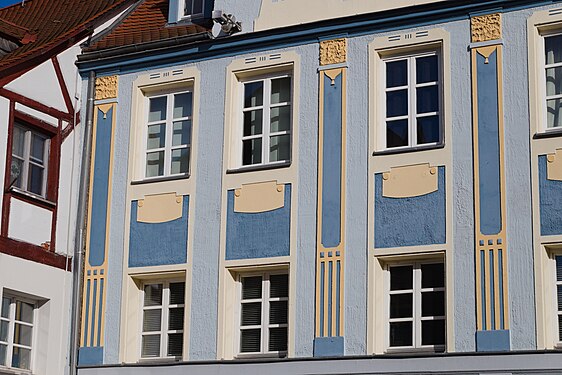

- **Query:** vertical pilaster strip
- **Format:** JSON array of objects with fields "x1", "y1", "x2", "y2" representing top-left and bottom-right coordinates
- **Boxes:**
[
  {"x1": 470, "y1": 14, "x2": 510, "y2": 351},
  {"x1": 78, "y1": 76, "x2": 118, "y2": 365},
  {"x1": 314, "y1": 39, "x2": 346, "y2": 357}
]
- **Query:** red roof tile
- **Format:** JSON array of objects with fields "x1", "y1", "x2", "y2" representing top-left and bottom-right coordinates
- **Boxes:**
[
  {"x1": 85, "y1": 0, "x2": 210, "y2": 52},
  {"x1": 0, "y1": 0, "x2": 135, "y2": 76}
]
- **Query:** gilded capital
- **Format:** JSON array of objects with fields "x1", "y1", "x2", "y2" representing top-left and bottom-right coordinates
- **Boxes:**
[
  {"x1": 319, "y1": 38, "x2": 347, "y2": 66},
  {"x1": 471, "y1": 13, "x2": 502, "y2": 43},
  {"x1": 95, "y1": 75, "x2": 118, "y2": 100}
]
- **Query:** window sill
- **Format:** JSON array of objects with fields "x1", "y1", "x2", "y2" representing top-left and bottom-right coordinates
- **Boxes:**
[
  {"x1": 533, "y1": 129, "x2": 562, "y2": 139},
  {"x1": 137, "y1": 357, "x2": 182, "y2": 364},
  {"x1": 235, "y1": 352, "x2": 287, "y2": 360},
  {"x1": 373, "y1": 143, "x2": 445, "y2": 156},
  {"x1": 0, "y1": 365, "x2": 33, "y2": 375},
  {"x1": 131, "y1": 174, "x2": 190, "y2": 185},
  {"x1": 226, "y1": 161, "x2": 291, "y2": 175},
  {"x1": 9, "y1": 187, "x2": 56, "y2": 209},
  {"x1": 385, "y1": 346, "x2": 445, "y2": 355}
]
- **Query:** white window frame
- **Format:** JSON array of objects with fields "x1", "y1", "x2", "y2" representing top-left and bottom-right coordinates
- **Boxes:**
[
  {"x1": 552, "y1": 253, "x2": 562, "y2": 347},
  {"x1": 540, "y1": 30, "x2": 562, "y2": 133},
  {"x1": 11, "y1": 124, "x2": 49, "y2": 197},
  {"x1": 235, "y1": 73, "x2": 293, "y2": 169},
  {"x1": 235, "y1": 271, "x2": 289, "y2": 358},
  {"x1": 0, "y1": 294, "x2": 36, "y2": 372},
  {"x1": 139, "y1": 280, "x2": 185, "y2": 360},
  {"x1": 385, "y1": 261, "x2": 445, "y2": 352},
  {"x1": 378, "y1": 50, "x2": 443, "y2": 151},
  {"x1": 178, "y1": 0, "x2": 205, "y2": 20},
  {"x1": 143, "y1": 89, "x2": 193, "y2": 180}
]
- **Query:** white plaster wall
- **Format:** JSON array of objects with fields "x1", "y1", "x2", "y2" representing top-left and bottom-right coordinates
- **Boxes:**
[
  {"x1": 5, "y1": 59, "x2": 68, "y2": 113},
  {"x1": 56, "y1": 45, "x2": 83, "y2": 112},
  {"x1": 56, "y1": 130, "x2": 78, "y2": 256},
  {"x1": 0, "y1": 96, "x2": 9, "y2": 220},
  {"x1": 14, "y1": 103, "x2": 59, "y2": 126},
  {"x1": 8, "y1": 199, "x2": 52, "y2": 246},
  {"x1": 0, "y1": 253, "x2": 71, "y2": 375}
]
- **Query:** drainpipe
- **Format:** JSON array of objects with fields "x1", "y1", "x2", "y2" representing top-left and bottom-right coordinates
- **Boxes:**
[{"x1": 69, "y1": 70, "x2": 96, "y2": 375}]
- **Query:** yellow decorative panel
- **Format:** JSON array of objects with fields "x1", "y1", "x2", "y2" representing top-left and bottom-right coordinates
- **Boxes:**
[
  {"x1": 382, "y1": 163, "x2": 438, "y2": 198},
  {"x1": 471, "y1": 13, "x2": 502, "y2": 43},
  {"x1": 137, "y1": 193, "x2": 183, "y2": 223},
  {"x1": 95, "y1": 75, "x2": 118, "y2": 100},
  {"x1": 234, "y1": 181, "x2": 285, "y2": 213},
  {"x1": 320, "y1": 38, "x2": 347, "y2": 66},
  {"x1": 547, "y1": 149, "x2": 562, "y2": 181}
]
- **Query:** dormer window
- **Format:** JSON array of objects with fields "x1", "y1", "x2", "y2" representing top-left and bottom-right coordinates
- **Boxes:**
[{"x1": 181, "y1": 0, "x2": 204, "y2": 19}]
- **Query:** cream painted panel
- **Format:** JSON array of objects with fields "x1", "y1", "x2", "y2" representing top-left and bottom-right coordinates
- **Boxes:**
[
  {"x1": 0, "y1": 97, "x2": 9, "y2": 220},
  {"x1": 5, "y1": 59, "x2": 67, "y2": 113},
  {"x1": 382, "y1": 163, "x2": 438, "y2": 198},
  {"x1": 137, "y1": 193, "x2": 183, "y2": 223},
  {"x1": 234, "y1": 181, "x2": 285, "y2": 213},
  {"x1": 0, "y1": 253, "x2": 71, "y2": 375},
  {"x1": 255, "y1": 0, "x2": 447, "y2": 31},
  {"x1": 14, "y1": 103, "x2": 59, "y2": 126},
  {"x1": 8, "y1": 198, "x2": 52, "y2": 246},
  {"x1": 547, "y1": 149, "x2": 562, "y2": 181}
]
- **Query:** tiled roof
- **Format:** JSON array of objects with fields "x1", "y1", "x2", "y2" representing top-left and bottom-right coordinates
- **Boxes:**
[
  {"x1": 0, "y1": 0, "x2": 134, "y2": 76},
  {"x1": 85, "y1": 0, "x2": 210, "y2": 52}
]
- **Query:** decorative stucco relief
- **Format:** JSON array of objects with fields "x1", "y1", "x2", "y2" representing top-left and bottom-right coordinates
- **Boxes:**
[
  {"x1": 319, "y1": 38, "x2": 347, "y2": 66},
  {"x1": 471, "y1": 13, "x2": 502, "y2": 43},
  {"x1": 95, "y1": 75, "x2": 118, "y2": 100}
]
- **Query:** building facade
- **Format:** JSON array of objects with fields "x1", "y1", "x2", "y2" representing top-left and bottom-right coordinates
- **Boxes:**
[{"x1": 75, "y1": 0, "x2": 562, "y2": 373}]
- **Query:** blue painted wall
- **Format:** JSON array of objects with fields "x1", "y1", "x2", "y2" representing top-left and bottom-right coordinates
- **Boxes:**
[
  {"x1": 374, "y1": 167, "x2": 446, "y2": 248},
  {"x1": 89, "y1": 107, "x2": 114, "y2": 267},
  {"x1": 226, "y1": 185, "x2": 291, "y2": 260},
  {"x1": 128, "y1": 198, "x2": 189, "y2": 267},
  {"x1": 321, "y1": 73, "x2": 342, "y2": 249},
  {"x1": 539, "y1": 155, "x2": 562, "y2": 236}
]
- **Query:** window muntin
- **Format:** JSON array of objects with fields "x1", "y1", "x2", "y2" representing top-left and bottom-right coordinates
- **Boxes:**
[
  {"x1": 141, "y1": 281, "x2": 185, "y2": 359},
  {"x1": 238, "y1": 272, "x2": 288, "y2": 356},
  {"x1": 239, "y1": 75, "x2": 292, "y2": 167},
  {"x1": 144, "y1": 91, "x2": 193, "y2": 179},
  {"x1": 0, "y1": 295, "x2": 35, "y2": 371},
  {"x1": 387, "y1": 262, "x2": 445, "y2": 350},
  {"x1": 544, "y1": 33, "x2": 562, "y2": 130},
  {"x1": 182, "y1": 0, "x2": 204, "y2": 18},
  {"x1": 383, "y1": 52, "x2": 441, "y2": 150},
  {"x1": 10, "y1": 124, "x2": 49, "y2": 197}
]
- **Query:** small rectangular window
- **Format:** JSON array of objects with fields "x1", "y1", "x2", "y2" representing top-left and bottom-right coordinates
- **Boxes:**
[
  {"x1": 182, "y1": 0, "x2": 204, "y2": 18},
  {"x1": 544, "y1": 34, "x2": 562, "y2": 130},
  {"x1": 10, "y1": 124, "x2": 49, "y2": 197},
  {"x1": 555, "y1": 255, "x2": 562, "y2": 343},
  {"x1": 238, "y1": 272, "x2": 288, "y2": 356},
  {"x1": 387, "y1": 261, "x2": 445, "y2": 351},
  {"x1": 0, "y1": 295, "x2": 35, "y2": 371},
  {"x1": 141, "y1": 281, "x2": 185, "y2": 359}
]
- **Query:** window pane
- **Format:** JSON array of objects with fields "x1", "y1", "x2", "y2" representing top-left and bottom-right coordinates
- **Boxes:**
[
  {"x1": 173, "y1": 92, "x2": 192, "y2": 119},
  {"x1": 389, "y1": 321, "x2": 412, "y2": 347},
  {"x1": 169, "y1": 282, "x2": 185, "y2": 305},
  {"x1": 30, "y1": 134, "x2": 46, "y2": 163},
  {"x1": 417, "y1": 116, "x2": 440, "y2": 144},
  {"x1": 546, "y1": 67, "x2": 562, "y2": 96},
  {"x1": 184, "y1": 0, "x2": 192, "y2": 15},
  {"x1": 269, "y1": 134, "x2": 290, "y2": 162},
  {"x1": 269, "y1": 327, "x2": 287, "y2": 352},
  {"x1": 149, "y1": 97, "x2": 167, "y2": 122},
  {"x1": 12, "y1": 126, "x2": 25, "y2": 158},
  {"x1": 1, "y1": 298, "x2": 10, "y2": 319},
  {"x1": 390, "y1": 265, "x2": 413, "y2": 291},
  {"x1": 242, "y1": 138, "x2": 262, "y2": 165},
  {"x1": 146, "y1": 151, "x2": 165, "y2": 177},
  {"x1": 143, "y1": 309, "x2": 162, "y2": 332},
  {"x1": 270, "y1": 106, "x2": 291, "y2": 133},
  {"x1": 171, "y1": 148, "x2": 189, "y2": 175},
  {"x1": 0, "y1": 344, "x2": 5, "y2": 366},
  {"x1": 141, "y1": 334, "x2": 160, "y2": 357},
  {"x1": 15, "y1": 301, "x2": 33, "y2": 324},
  {"x1": 241, "y1": 302, "x2": 261, "y2": 326},
  {"x1": 168, "y1": 307, "x2": 184, "y2": 331},
  {"x1": 269, "y1": 301, "x2": 288, "y2": 325},
  {"x1": 390, "y1": 293, "x2": 412, "y2": 319},
  {"x1": 545, "y1": 35, "x2": 562, "y2": 65},
  {"x1": 244, "y1": 82, "x2": 263, "y2": 108},
  {"x1": 422, "y1": 291, "x2": 445, "y2": 317},
  {"x1": 271, "y1": 77, "x2": 291, "y2": 104},
  {"x1": 242, "y1": 277, "x2": 262, "y2": 299},
  {"x1": 556, "y1": 256, "x2": 562, "y2": 282},
  {"x1": 11, "y1": 346, "x2": 31, "y2": 370},
  {"x1": 192, "y1": 0, "x2": 203, "y2": 14},
  {"x1": 421, "y1": 320, "x2": 445, "y2": 346},
  {"x1": 11, "y1": 158, "x2": 23, "y2": 189},
  {"x1": 28, "y1": 164, "x2": 44, "y2": 195},
  {"x1": 416, "y1": 55, "x2": 438, "y2": 84},
  {"x1": 421, "y1": 263, "x2": 444, "y2": 288},
  {"x1": 386, "y1": 90, "x2": 408, "y2": 117},
  {"x1": 386, "y1": 60, "x2": 408, "y2": 88},
  {"x1": 168, "y1": 333, "x2": 183, "y2": 357},
  {"x1": 0, "y1": 321, "x2": 8, "y2": 342},
  {"x1": 417, "y1": 85, "x2": 439, "y2": 114},
  {"x1": 240, "y1": 329, "x2": 261, "y2": 353},
  {"x1": 13, "y1": 323, "x2": 32, "y2": 347},
  {"x1": 270, "y1": 274, "x2": 289, "y2": 298},
  {"x1": 144, "y1": 284, "x2": 163, "y2": 306},
  {"x1": 243, "y1": 110, "x2": 263, "y2": 136},
  {"x1": 547, "y1": 98, "x2": 562, "y2": 128},
  {"x1": 559, "y1": 315, "x2": 562, "y2": 341},
  {"x1": 147, "y1": 124, "x2": 166, "y2": 150},
  {"x1": 558, "y1": 285, "x2": 562, "y2": 311},
  {"x1": 386, "y1": 120, "x2": 409, "y2": 148},
  {"x1": 172, "y1": 120, "x2": 191, "y2": 146}
]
